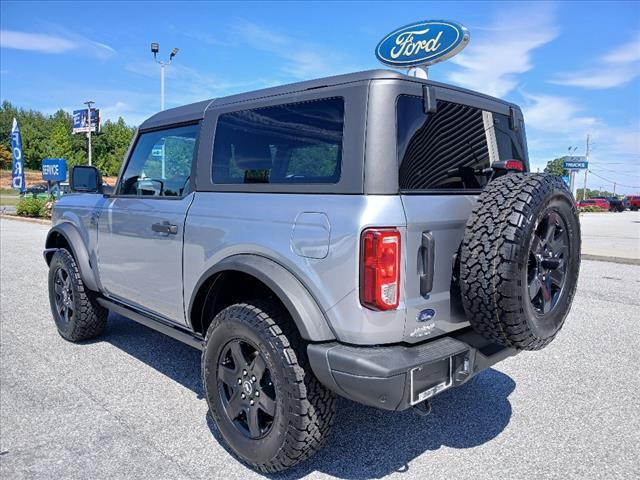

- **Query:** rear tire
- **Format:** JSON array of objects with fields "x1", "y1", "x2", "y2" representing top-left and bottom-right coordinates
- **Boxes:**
[
  {"x1": 460, "y1": 174, "x2": 580, "y2": 350},
  {"x1": 47, "y1": 249, "x2": 107, "y2": 341},
  {"x1": 202, "y1": 301, "x2": 336, "y2": 473}
]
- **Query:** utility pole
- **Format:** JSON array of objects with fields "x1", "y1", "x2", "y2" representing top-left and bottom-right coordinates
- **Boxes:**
[
  {"x1": 582, "y1": 134, "x2": 590, "y2": 200},
  {"x1": 84, "y1": 100, "x2": 95, "y2": 166},
  {"x1": 613, "y1": 182, "x2": 616, "y2": 195}
]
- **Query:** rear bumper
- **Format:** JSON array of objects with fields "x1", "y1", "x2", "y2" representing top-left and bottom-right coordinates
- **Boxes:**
[{"x1": 308, "y1": 328, "x2": 517, "y2": 411}]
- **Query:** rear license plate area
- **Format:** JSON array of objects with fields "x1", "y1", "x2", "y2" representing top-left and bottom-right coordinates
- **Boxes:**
[{"x1": 410, "y1": 357, "x2": 452, "y2": 405}]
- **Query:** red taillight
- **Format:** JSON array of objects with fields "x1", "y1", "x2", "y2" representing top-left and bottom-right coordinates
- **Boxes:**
[
  {"x1": 505, "y1": 159, "x2": 524, "y2": 171},
  {"x1": 360, "y1": 228, "x2": 401, "y2": 311}
]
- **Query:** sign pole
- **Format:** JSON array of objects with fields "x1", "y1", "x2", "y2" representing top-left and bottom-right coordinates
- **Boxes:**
[
  {"x1": 407, "y1": 66, "x2": 428, "y2": 79},
  {"x1": 84, "y1": 100, "x2": 95, "y2": 166},
  {"x1": 582, "y1": 134, "x2": 590, "y2": 200},
  {"x1": 569, "y1": 169, "x2": 576, "y2": 197}
]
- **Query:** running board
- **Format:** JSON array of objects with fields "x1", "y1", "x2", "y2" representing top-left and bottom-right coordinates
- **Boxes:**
[{"x1": 97, "y1": 298, "x2": 205, "y2": 350}]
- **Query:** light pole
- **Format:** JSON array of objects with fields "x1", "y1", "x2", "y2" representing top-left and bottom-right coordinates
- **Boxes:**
[
  {"x1": 84, "y1": 100, "x2": 95, "y2": 166},
  {"x1": 151, "y1": 43, "x2": 179, "y2": 111}
]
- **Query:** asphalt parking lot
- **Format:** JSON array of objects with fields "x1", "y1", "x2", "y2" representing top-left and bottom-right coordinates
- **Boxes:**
[
  {"x1": 1, "y1": 217, "x2": 639, "y2": 480},
  {"x1": 580, "y1": 211, "x2": 640, "y2": 263}
]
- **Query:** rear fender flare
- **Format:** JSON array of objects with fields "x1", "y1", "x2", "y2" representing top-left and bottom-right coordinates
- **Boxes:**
[{"x1": 189, "y1": 254, "x2": 336, "y2": 342}]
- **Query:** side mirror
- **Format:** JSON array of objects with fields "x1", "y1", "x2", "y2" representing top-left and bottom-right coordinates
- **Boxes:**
[{"x1": 70, "y1": 166, "x2": 103, "y2": 193}]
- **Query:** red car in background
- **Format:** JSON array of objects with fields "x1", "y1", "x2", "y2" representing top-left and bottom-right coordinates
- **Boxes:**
[
  {"x1": 627, "y1": 195, "x2": 640, "y2": 211},
  {"x1": 578, "y1": 198, "x2": 610, "y2": 210}
]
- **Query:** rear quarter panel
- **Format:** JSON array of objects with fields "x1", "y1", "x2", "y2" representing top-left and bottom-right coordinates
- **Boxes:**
[{"x1": 183, "y1": 192, "x2": 408, "y2": 344}]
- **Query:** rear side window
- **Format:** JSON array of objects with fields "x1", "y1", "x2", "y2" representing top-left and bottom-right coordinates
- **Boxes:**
[
  {"x1": 212, "y1": 98, "x2": 344, "y2": 184},
  {"x1": 397, "y1": 95, "x2": 525, "y2": 191}
]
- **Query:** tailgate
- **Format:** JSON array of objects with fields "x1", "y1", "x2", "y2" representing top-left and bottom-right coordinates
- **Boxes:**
[{"x1": 400, "y1": 194, "x2": 476, "y2": 343}]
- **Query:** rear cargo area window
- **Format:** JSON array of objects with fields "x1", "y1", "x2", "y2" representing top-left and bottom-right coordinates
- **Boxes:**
[
  {"x1": 397, "y1": 95, "x2": 524, "y2": 191},
  {"x1": 212, "y1": 98, "x2": 344, "y2": 184}
]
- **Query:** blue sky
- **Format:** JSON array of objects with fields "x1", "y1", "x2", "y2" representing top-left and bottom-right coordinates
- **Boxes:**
[{"x1": 1, "y1": 1, "x2": 639, "y2": 193}]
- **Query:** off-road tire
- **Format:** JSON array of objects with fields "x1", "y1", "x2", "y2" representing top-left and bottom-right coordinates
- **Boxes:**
[
  {"x1": 460, "y1": 174, "x2": 580, "y2": 350},
  {"x1": 202, "y1": 301, "x2": 336, "y2": 473},
  {"x1": 48, "y1": 249, "x2": 107, "y2": 341}
]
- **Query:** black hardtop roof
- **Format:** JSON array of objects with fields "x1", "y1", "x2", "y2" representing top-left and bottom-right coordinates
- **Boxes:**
[{"x1": 138, "y1": 69, "x2": 516, "y2": 130}]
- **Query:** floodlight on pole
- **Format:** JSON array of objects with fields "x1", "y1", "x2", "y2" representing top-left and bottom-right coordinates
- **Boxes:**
[{"x1": 151, "y1": 42, "x2": 179, "y2": 111}]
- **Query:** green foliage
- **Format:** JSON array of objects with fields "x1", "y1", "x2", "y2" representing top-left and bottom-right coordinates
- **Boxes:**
[
  {"x1": 288, "y1": 144, "x2": 338, "y2": 177},
  {"x1": 93, "y1": 118, "x2": 136, "y2": 176},
  {"x1": 543, "y1": 157, "x2": 568, "y2": 176},
  {"x1": 0, "y1": 143, "x2": 11, "y2": 169},
  {"x1": 16, "y1": 196, "x2": 47, "y2": 217},
  {"x1": 0, "y1": 101, "x2": 135, "y2": 176},
  {"x1": 578, "y1": 205, "x2": 605, "y2": 213},
  {"x1": 576, "y1": 188, "x2": 615, "y2": 199}
]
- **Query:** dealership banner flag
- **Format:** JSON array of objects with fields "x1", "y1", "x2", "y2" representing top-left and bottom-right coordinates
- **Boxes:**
[{"x1": 11, "y1": 118, "x2": 25, "y2": 192}]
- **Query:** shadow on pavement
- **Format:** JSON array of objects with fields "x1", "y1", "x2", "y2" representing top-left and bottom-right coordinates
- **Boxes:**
[{"x1": 103, "y1": 313, "x2": 515, "y2": 479}]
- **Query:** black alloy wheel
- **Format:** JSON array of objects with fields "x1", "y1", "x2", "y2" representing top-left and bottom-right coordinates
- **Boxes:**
[
  {"x1": 202, "y1": 301, "x2": 336, "y2": 472},
  {"x1": 53, "y1": 265, "x2": 75, "y2": 324},
  {"x1": 217, "y1": 338, "x2": 277, "y2": 439},
  {"x1": 460, "y1": 173, "x2": 581, "y2": 350},
  {"x1": 527, "y1": 210, "x2": 569, "y2": 315},
  {"x1": 47, "y1": 249, "x2": 107, "y2": 341}
]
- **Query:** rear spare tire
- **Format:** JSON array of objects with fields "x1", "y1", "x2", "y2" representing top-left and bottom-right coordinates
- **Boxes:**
[{"x1": 460, "y1": 173, "x2": 580, "y2": 350}]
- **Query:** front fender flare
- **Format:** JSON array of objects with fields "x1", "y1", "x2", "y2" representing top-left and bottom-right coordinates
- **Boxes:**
[
  {"x1": 189, "y1": 254, "x2": 336, "y2": 342},
  {"x1": 45, "y1": 222, "x2": 99, "y2": 292}
]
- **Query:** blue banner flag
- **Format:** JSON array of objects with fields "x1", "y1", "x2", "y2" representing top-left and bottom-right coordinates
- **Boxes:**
[{"x1": 11, "y1": 118, "x2": 25, "y2": 192}]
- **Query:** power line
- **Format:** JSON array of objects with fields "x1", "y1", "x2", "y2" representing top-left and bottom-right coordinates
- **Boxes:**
[
  {"x1": 590, "y1": 165, "x2": 639, "y2": 175},
  {"x1": 587, "y1": 169, "x2": 640, "y2": 189}
]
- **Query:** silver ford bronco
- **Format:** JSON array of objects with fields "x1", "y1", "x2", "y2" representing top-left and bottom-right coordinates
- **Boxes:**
[{"x1": 44, "y1": 70, "x2": 580, "y2": 472}]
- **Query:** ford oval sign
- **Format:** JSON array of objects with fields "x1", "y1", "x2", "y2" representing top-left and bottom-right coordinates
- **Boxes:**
[{"x1": 376, "y1": 20, "x2": 470, "y2": 68}]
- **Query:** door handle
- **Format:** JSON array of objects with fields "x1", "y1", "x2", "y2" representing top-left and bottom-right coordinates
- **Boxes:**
[
  {"x1": 152, "y1": 222, "x2": 178, "y2": 235},
  {"x1": 419, "y1": 231, "x2": 435, "y2": 295}
]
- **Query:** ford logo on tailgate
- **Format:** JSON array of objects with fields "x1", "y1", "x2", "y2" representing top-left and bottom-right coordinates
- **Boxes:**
[{"x1": 376, "y1": 20, "x2": 470, "y2": 67}]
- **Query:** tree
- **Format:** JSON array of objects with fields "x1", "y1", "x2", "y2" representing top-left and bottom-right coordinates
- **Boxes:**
[
  {"x1": 0, "y1": 143, "x2": 11, "y2": 170},
  {"x1": 0, "y1": 102, "x2": 135, "y2": 176},
  {"x1": 93, "y1": 117, "x2": 135, "y2": 176},
  {"x1": 576, "y1": 188, "x2": 615, "y2": 199},
  {"x1": 543, "y1": 157, "x2": 568, "y2": 176}
]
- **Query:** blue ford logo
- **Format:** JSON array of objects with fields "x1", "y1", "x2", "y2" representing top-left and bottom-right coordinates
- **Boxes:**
[
  {"x1": 417, "y1": 309, "x2": 436, "y2": 322},
  {"x1": 376, "y1": 20, "x2": 470, "y2": 68}
]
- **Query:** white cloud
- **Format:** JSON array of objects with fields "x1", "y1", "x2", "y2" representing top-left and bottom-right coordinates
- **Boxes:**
[
  {"x1": 603, "y1": 34, "x2": 640, "y2": 64},
  {"x1": 446, "y1": 3, "x2": 558, "y2": 97},
  {"x1": 522, "y1": 91, "x2": 640, "y2": 157},
  {"x1": 522, "y1": 91, "x2": 640, "y2": 191},
  {"x1": 230, "y1": 20, "x2": 364, "y2": 80},
  {"x1": 124, "y1": 59, "x2": 277, "y2": 107},
  {"x1": 522, "y1": 92, "x2": 600, "y2": 134},
  {"x1": 0, "y1": 29, "x2": 115, "y2": 58},
  {"x1": 551, "y1": 33, "x2": 640, "y2": 89},
  {"x1": 0, "y1": 30, "x2": 77, "y2": 53}
]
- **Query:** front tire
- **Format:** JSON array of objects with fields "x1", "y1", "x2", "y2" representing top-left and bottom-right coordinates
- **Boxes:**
[
  {"x1": 48, "y1": 249, "x2": 107, "y2": 341},
  {"x1": 202, "y1": 301, "x2": 336, "y2": 473}
]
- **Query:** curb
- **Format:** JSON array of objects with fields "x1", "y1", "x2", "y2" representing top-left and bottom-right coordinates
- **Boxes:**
[
  {"x1": 1, "y1": 215, "x2": 638, "y2": 266},
  {"x1": 0, "y1": 214, "x2": 51, "y2": 226},
  {"x1": 582, "y1": 254, "x2": 640, "y2": 266}
]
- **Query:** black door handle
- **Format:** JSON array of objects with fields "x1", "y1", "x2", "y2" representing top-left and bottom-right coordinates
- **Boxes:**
[
  {"x1": 419, "y1": 231, "x2": 435, "y2": 295},
  {"x1": 152, "y1": 222, "x2": 178, "y2": 235}
]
